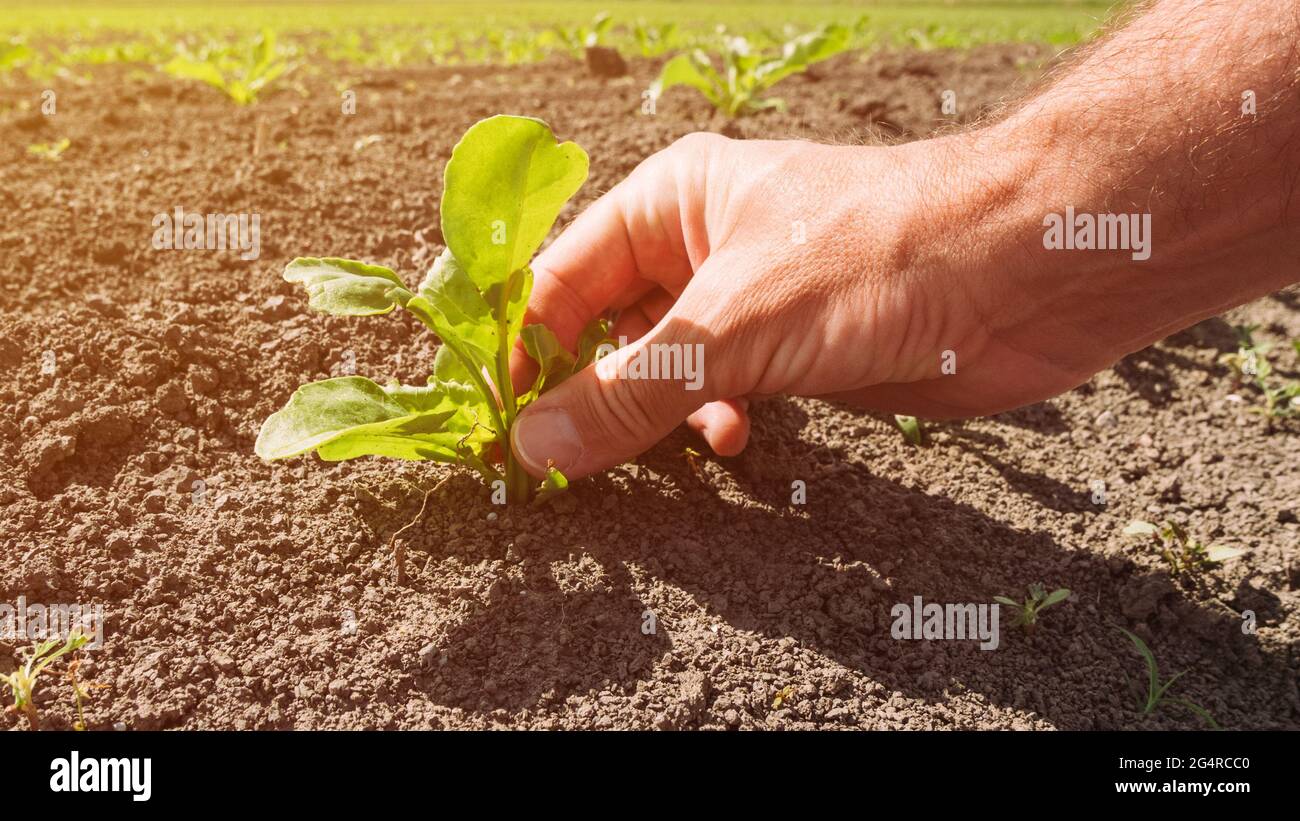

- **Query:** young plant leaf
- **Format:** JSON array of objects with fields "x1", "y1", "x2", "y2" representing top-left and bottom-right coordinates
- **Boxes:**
[
  {"x1": 650, "y1": 24, "x2": 849, "y2": 117},
  {"x1": 1123, "y1": 520, "x2": 1160, "y2": 537},
  {"x1": 755, "y1": 24, "x2": 849, "y2": 86},
  {"x1": 894, "y1": 414, "x2": 924, "y2": 446},
  {"x1": 255, "y1": 376, "x2": 488, "y2": 462},
  {"x1": 1042, "y1": 588, "x2": 1071, "y2": 607},
  {"x1": 441, "y1": 115, "x2": 589, "y2": 292},
  {"x1": 533, "y1": 464, "x2": 570, "y2": 505},
  {"x1": 261, "y1": 115, "x2": 589, "y2": 504},
  {"x1": 574, "y1": 316, "x2": 615, "y2": 371},
  {"x1": 650, "y1": 51, "x2": 721, "y2": 106},
  {"x1": 412, "y1": 248, "x2": 499, "y2": 371},
  {"x1": 1204, "y1": 545, "x2": 1246, "y2": 563},
  {"x1": 284, "y1": 257, "x2": 412, "y2": 316},
  {"x1": 520, "y1": 323, "x2": 576, "y2": 402}
]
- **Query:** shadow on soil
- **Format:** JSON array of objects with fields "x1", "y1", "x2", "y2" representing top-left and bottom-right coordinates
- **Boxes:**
[{"x1": 376, "y1": 397, "x2": 1291, "y2": 728}]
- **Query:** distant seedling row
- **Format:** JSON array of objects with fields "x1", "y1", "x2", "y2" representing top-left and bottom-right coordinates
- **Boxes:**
[{"x1": 0, "y1": 7, "x2": 1096, "y2": 108}]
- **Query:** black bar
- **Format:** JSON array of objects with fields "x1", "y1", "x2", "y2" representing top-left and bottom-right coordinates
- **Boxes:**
[{"x1": 10, "y1": 730, "x2": 1289, "y2": 808}]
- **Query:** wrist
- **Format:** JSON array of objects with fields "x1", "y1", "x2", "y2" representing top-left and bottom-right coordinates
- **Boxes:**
[{"x1": 866, "y1": 122, "x2": 1157, "y2": 396}]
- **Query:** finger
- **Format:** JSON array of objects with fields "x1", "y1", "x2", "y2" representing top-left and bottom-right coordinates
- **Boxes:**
[
  {"x1": 510, "y1": 303, "x2": 720, "y2": 480},
  {"x1": 686, "y1": 397, "x2": 751, "y2": 456},
  {"x1": 610, "y1": 287, "x2": 677, "y2": 341},
  {"x1": 526, "y1": 158, "x2": 695, "y2": 349}
]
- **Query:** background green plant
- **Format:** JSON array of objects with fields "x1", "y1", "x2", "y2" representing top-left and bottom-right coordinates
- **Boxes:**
[
  {"x1": 162, "y1": 28, "x2": 295, "y2": 104},
  {"x1": 649, "y1": 23, "x2": 851, "y2": 116},
  {"x1": 1118, "y1": 628, "x2": 1219, "y2": 728},
  {"x1": 994, "y1": 583, "x2": 1070, "y2": 632},
  {"x1": 1123, "y1": 520, "x2": 1244, "y2": 578},
  {"x1": 2, "y1": 629, "x2": 89, "y2": 730}
]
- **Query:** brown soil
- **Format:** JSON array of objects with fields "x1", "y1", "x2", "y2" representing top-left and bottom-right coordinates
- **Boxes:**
[{"x1": 1, "y1": 44, "x2": 1297, "y2": 730}]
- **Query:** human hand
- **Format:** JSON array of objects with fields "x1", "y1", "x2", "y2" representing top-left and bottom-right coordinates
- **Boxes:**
[
  {"x1": 510, "y1": 1, "x2": 1300, "y2": 485},
  {"x1": 506, "y1": 128, "x2": 1095, "y2": 480}
]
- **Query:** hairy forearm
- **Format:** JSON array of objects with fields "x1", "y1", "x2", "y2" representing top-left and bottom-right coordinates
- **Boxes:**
[{"x1": 929, "y1": 0, "x2": 1300, "y2": 378}]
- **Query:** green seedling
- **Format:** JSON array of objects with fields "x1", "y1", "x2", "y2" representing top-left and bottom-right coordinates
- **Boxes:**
[
  {"x1": 0, "y1": 37, "x2": 32, "y2": 72},
  {"x1": 27, "y1": 138, "x2": 70, "y2": 161},
  {"x1": 1250, "y1": 355, "x2": 1300, "y2": 419},
  {"x1": 1218, "y1": 324, "x2": 1268, "y2": 381},
  {"x1": 257, "y1": 115, "x2": 613, "y2": 504},
  {"x1": 893, "y1": 414, "x2": 924, "y2": 446},
  {"x1": 2, "y1": 629, "x2": 89, "y2": 730},
  {"x1": 163, "y1": 28, "x2": 295, "y2": 105},
  {"x1": 682, "y1": 446, "x2": 706, "y2": 479},
  {"x1": 649, "y1": 23, "x2": 850, "y2": 117},
  {"x1": 1219, "y1": 324, "x2": 1298, "y2": 418},
  {"x1": 484, "y1": 30, "x2": 551, "y2": 66},
  {"x1": 771, "y1": 684, "x2": 795, "y2": 710},
  {"x1": 547, "y1": 11, "x2": 614, "y2": 59},
  {"x1": 631, "y1": 20, "x2": 678, "y2": 57},
  {"x1": 903, "y1": 23, "x2": 965, "y2": 52},
  {"x1": 1118, "y1": 628, "x2": 1218, "y2": 728},
  {"x1": 994, "y1": 583, "x2": 1070, "y2": 632},
  {"x1": 1123, "y1": 520, "x2": 1245, "y2": 578}
]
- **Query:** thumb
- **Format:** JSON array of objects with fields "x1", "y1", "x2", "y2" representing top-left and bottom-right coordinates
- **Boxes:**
[{"x1": 509, "y1": 312, "x2": 719, "y2": 481}]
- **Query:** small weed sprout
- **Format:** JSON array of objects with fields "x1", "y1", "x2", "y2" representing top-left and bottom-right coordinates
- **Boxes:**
[
  {"x1": 1217, "y1": 323, "x2": 1266, "y2": 383},
  {"x1": 1218, "y1": 324, "x2": 1299, "y2": 419},
  {"x1": 994, "y1": 584, "x2": 1070, "y2": 632},
  {"x1": 1118, "y1": 628, "x2": 1219, "y2": 728},
  {"x1": 771, "y1": 684, "x2": 795, "y2": 710},
  {"x1": 682, "y1": 446, "x2": 705, "y2": 479},
  {"x1": 2, "y1": 629, "x2": 89, "y2": 730},
  {"x1": 1124, "y1": 520, "x2": 1245, "y2": 578},
  {"x1": 27, "y1": 137, "x2": 70, "y2": 161},
  {"x1": 893, "y1": 414, "x2": 924, "y2": 446}
]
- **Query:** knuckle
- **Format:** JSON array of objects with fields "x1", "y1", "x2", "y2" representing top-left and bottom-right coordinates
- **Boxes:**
[{"x1": 672, "y1": 130, "x2": 730, "y2": 154}]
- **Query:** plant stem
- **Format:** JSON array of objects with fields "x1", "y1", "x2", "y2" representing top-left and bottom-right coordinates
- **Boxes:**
[{"x1": 497, "y1": 271, "x2": 530, "y2": 504}]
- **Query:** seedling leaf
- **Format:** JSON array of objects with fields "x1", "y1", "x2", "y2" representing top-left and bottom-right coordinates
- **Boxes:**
[
  {"x1": 255, "y1": 376, "x2": 486, "y2": 462},
  {"x1": 1042, "y1": 588, "x2": 1071, "y2": 607},
  {"x1": 414, "y1": 248, "x2": 500, "y2": 370},
  {"x1": 651, "y1": 51, "x2": 720, "y2": 105},
  {"x1": 1123, "y1": 520, "x2": 1159, "y2": 537},
  {"x1": 284, "y1": 257, "x2": 411, "y2": 316},
  {"x1": 650, "y1": 24, "x2": 849, "y2": 117},
  {"x1": 441, "y1": 114, "x2": 589, "y2": 292},
  {"x1": 533, "y1": 464, "x2": 569, "y2": 505},
  {"x1": 894, "y1": 414, "x2": 923, "y2": 446},
  {"x1": 521, "y1": 322, "x2": 576, "y2": 402},
  {"x1": 1204, "y1": 544, "x2": 1246, "y2": 563}
]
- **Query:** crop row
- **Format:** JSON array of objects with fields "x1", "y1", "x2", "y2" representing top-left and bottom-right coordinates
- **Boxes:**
[{"x1": 0, "y1": 7, "x2": 1096, "y2": 83}]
